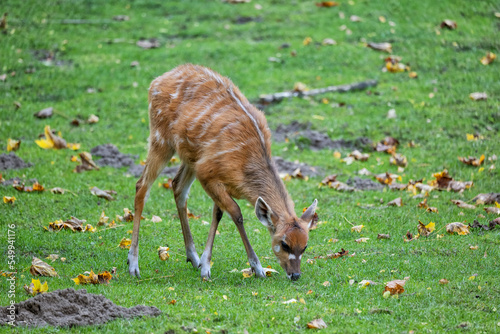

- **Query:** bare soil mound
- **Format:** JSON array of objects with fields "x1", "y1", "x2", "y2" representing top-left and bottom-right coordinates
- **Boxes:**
[
  {"x1": 273, "y1": 157, "x2": 322, "y2": 177},
  {"x1": 273, "y1": 121, "x2": 372, "y2": 151},
  {"x1": 0, "y1": 288, "x2": 160, "y2": 328},
  {"x1": 0, "y1": 153, "x2": 32, "y2": 170},
  {"x1": 346, "y1": 176, "x2": 384, "y2": 191},
  {"x1": 90, "y1": 144, "x2": 138, "y2": 168}
]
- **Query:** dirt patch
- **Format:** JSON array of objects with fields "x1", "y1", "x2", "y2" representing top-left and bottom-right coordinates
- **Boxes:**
[
  {"x1": 0, "y1": 153, "x2": 32, "y2": 171},
  {"x1": 273, "y1": 157, "x2": 322, "y2": 177},
  {"x1": 90, "y1": 144, "x2": 138, "y2": 168},
  {"x1": 128, "y1": 164, "x2": 180, "y2": 178},
  {"x1": 346, "y1": 176, "x2": 385, "y2": 191},
  {"x1": 273, "y1": 121, "x2": 372, "y2": 151},
  {"x1": 0, "y1": 288, "x2": 160, "y2": 328},
  {"x1": 1, "y1": 177, "x2": 38, "y2": 187}
]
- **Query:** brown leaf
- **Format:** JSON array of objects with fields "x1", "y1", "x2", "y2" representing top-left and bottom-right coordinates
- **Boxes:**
[
  {"x1": 162, "y1": 178, "x2": 173, "y2": 189},
  {"x1": 418, "y1": 198, "x2": 428, "y2": 209},
  {"x1": 315, "y1": 1, "x2": 339, "y2": 7},
  {"x1": 321, "y1": 174, "x2": 337, "y2": 185},
  {"x1": 384, "y1": 279, "x2": 406, "y2": 295},
  {"x1": 355, "y1": 237, "x2": 369, "y2": 243},
  {"x1": 7, "y1": 138, "x2": 20, "y2": 152},
  {"x1": 446, "y1": 222, "x2": 470, "y2": 235},
  {"x1": 367, "y1": 42, "x2": 392, "y2": 53},
  {"x1": 440, "y1": 19, "x2": 457, "y2": 30},
  {"x1": 33, "y1": 107, "x2": 53, "y2": 119},
  {"x1": 484, "y1": 206, "x2": 500, "y2": 215},
  {"x1": 72, "y1": 269, "x2": 112, "y2": 285},
  {"x1": 472, "y1": 193, "x2": 500, "y2": 205},
  {"x1": 50, "y1": 187, "x2": 65, "y2": 194},
  {"x1": 375, "y1": 142, "x2": 396, "y2": 154},
  {"x1": 430, "y1": 169, "x2": 473, "y2": 192},
  {"x1": 137, "y1": 38, "x2": 160, "y2": 49},
  {"x1": 387, "y1": 197, "x2": 402, "y2": 207},
  {"x1": 349, "y1": 150, "x2": 370, "y2": 161},
  {"x1": 390, "y1": 153, "x2": 408, "y2": 167},
  {"x1": 417, "y1": 221, "x2": 435, "y2": 236},
  {"x1": 326, "y1": 248, "x2": 349, "y2": 259},
  {"x1": 377, "y1": 234, "x2": 391, "y2": 239},
  {"x1": 329, "y1": 181, "x2": 355, "y2": 192},
  {"x1": 458, "y1": 155, "x2": 484, "y2": 166},
  {"x1": 450, "y1": 199, "x2": 476, "y2": 210},
  {"x1": 388, "y1": 183, "x2": 407, "y2": 191},
  {"x1": 90, "y1": 186, "x2": 115, "y2": 201},
  {"x1": 439, "y1": 279, "x2": 449, "y2": 285},
  {"x1": 426, "y1": 207, "x2": 439, "y2": 213},
  {"x1": 374, "y1": 172, "x2": 393, "y2": 185},
  {"x1": 307, "y1": 318, "x2": 327, "y2": 329},
  {"x1": 30, "y1": 257, "x2": 58, "y2": 277},
  {"x1": 480, "y1": 52, "x2": 496, "y2": 65},
  {"x1": 75, "y1": 152, "x2": 100, "y2": 172}
]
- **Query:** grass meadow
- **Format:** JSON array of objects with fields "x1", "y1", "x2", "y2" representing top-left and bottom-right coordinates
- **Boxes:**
[{"x1": 1, "y1": 0, "x2": 499, "y2": 333}]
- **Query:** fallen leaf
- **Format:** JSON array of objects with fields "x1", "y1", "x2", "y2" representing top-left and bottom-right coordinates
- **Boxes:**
[
  {"x1": 33, "y1": 107, "x2": 53, "y2": 119},
  {"x1": 90, "y1": 186, "x2": 115, "y2": 201},
  {"x1": 97, "y1": 211, "x2": 109, "y2": 226},
  {"x1": 418, "y1": 198, "x2": 428, "y2": 209},
  {"x1": 87, "y1": 114, "x2": 99, "y2": 124},
  {"x1": 329, "y1": 181, "x2": 355, "y2": 192},
  {"x1": 389, "y1": 183, "x2": 407, "y2": 191},
  {"x1": 390, "y1": 153, "x2": 408, "y2": 167},
  {"x1": 430, "y1": 169, "x2": 473, "y2": 192},
  {"x1": 409, "y1": 71, "x2": 418, "y2": 78},
  {"x1": 322, "y1": 281, "x2": 330, "y2": 287},
  {"x1": 377, "y1": 234, "x2": 391, "y2": 239},
  {"x1": 451, "y1": 199, "x2": 476, "y2": 209},
  {"x1": 35, "y1": 125, "x2": 67, "y2": 149},
  {"x1": 404, "y1": 230, "x2": 418, "y2": 242},
  {"x1": 75, "y1": 152, "x2": 99, "y2": 172},
  {"x1": 384, "y1": 279, "x2": 406, "y2": 295},
  {"x1": 351, "y1": 225, "x2": 364, "y2": 232},
  {"x1": 355, "y1": 237, "x2": 369, "y2": 243},
  {"x1": 187, "y1": 209, "x2": 201, "y2": 219},
  {"x1": 484, "y1": 206, "x2": 500, "y2": 215},
  {"x1": 472, "y1": 193, "x2": 500, "y2": 205},
  {"x1": 469, "y1": 245, "x2": 478, "y2": 250},
  {"x1": 119, "y1": 237, "x2": 132, "y2": 249},
  {"x1": 440, "y1": 19, "x2": 457, "y2": 30},
  {"x1": 469, "y1": 92, "x2": 487, "y2": 101},
  {"x1": 158, "y1": 246, "x2": 170, "y2": 261},
  {"x1": 72, "y1": 269, "x2": 112, "y2": 285},
  {"x1": 315, "y1": 1, "x2": 339, "y2": 7},
  {"x1": 30, "y1": 257, "x2": 57, "y2": 277},
  {"x1": 24, "y1": 278, "x2": 49, "y2": 296},
  {"x1": 387, "y1": 197, "x2": 402, "y2": 207},
  {"x1": 458, "y1": 155, "x2": 484, "y2": 166},
  {"x1": 7, "y1": 138, "x2": 20, "y2": 151},
  {"x1": 426, "y1": 207, "x2": 439, "y2": 213},
  {"x1": 151, "y1": 215, "x2": 162, "y2": 223},
  {"x1": 162, "y1": 178, "x2": 173, "y2": 189},
  {"x1": 418, "y1": 221, "x2": 435, "y2": 236},
  {"x1": 358, "y1": 280, "x2": 378, "y2": 287},
  {"x1": 367, "y1": 42, "x2": 392, "y2": 53},
  {"x1": 322, "y1": 38, "x2": 336, "y2": 45},
  {"x1": 137, "y1": 38, "x2": 160, "y2": 49},
  {"x1": 446, "y1": 222, "x2": 470, "y2": 235},
  {"x1": 350, "y1": 15, "x2": 362, "y2": 22},
  {"x1": 326, "y1": 248, "x2": 349, "y2": 259},
  {"x1": 307, "y1": 318, "x2": 327, "y2": 329},
  {"x1": 46, "y1": 254, "x2": 59, "y2": 262},
  {"x1": 374, "y1": 172, "x2": 394, "y2": 185},
  {"x1": 282, "y1": 298, "x2": 297, "y2": 304},
  {"x1": 480, "y1": 52, "x2": 496, "y2": 65},
  {"x1": 349, "y1": 150, "x2": 370, "y2": 161},
  {"x1": 439, "y1": 279, "x2": 449, "y2": 285}
]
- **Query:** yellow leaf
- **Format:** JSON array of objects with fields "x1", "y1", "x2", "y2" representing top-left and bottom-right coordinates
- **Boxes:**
[
  {"x1": 119, "y1": 237, "x2": 132, "y2": 249},
  {"x1": 24, "y1": 278, "x2": 49, "y2": 296},
  {"x1": 303, "y1": 37, "x2": 312, "y2": 46},
  {"x1": 351, "y1": 225, "x2": 364, "y2": 232},
  {"x1": 35, "y1": 138, "x2": 54, "y2": 149},
  {"x1": 307, "y1": 318, "x2": 327, "y2": 329},
  {"x1": 425, "y1": 222, "x2": 435, "y2": 232},
  {"x1": 446, "y1": 222, "x2": 470, "y2": 235},
  {"x1": 66, "y1": 143, "x2": 81, "y2": 150},
  {"x1": 158, "y1": 246, "x2": 170, "y2": 261},
  {"x1": 466, "y1": 133, "x2": 476, "y2": 141},
  {"x1": 333, "y1": 151, "x2": 341, "y2": 159},
  {"x1": 7, "y1": 138, "x2": 20, "y2": 151},
  {"x1": 3, "y1": 196, "x2": 16, "y2": 204}
]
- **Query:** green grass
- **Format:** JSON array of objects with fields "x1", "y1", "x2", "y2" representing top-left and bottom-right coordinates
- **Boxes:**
[{"x1": 1, "y1": 0, "x2": 499, "y2": 333}]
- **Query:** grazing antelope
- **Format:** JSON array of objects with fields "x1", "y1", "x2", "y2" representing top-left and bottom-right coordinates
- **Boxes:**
[{"x1": 128, "y1": 64, "x2": 317, "y2": 280}]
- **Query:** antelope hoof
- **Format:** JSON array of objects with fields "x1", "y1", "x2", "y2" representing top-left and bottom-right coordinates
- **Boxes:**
[
  {"x1": 200, "y1": 266, "x2": 211, "y2": 280},
  {"x1": 253, "y1": 266, "x2": 266, "y2": 278},
  {"x1": 127, "y1": 253, "x2": 141, "y2": 278},
  {"x1": 186, "y1": 251, "x2": 201, "y2": 270}
]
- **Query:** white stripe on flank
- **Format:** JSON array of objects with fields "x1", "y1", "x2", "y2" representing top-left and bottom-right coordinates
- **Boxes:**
[
  {"x1": 187, "y1": 95, "x2": 224, "y2": 131},
  {"x1": 157, "y1": 109, "x2": 162, "y2": 115},
  {"x1": 197, "y1": 143, "x2": 245, "y2": 165},
  {"x1": 228, "y1": 87, "x2": 265, "y2": 145},
  {"x1": 196, "y1": 105, "x2": 231, "y2": 139}
]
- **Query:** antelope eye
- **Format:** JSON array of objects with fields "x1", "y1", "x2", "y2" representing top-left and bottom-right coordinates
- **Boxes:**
[{"x1": 281, "y1": 241, "x2": 291, "y2": 253}]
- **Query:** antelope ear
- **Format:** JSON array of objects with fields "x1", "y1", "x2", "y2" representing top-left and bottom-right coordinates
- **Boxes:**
[
  {"x1": 255, "y1": 197, "x2": 275, "y2": 231},
  {"x1": 301, "y1": 199, "x2": 318, "y2": 230}
]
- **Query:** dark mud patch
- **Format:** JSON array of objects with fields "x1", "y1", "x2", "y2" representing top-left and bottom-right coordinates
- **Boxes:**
[
  {"x1": 0, "y1": 153, "x2": 32, "y2": 171},
  {"x1": 273, "y1": 157, "x2": 322, "y2": 177},
  {"x1": 273, "y1": 121, "x2": 372, "y2": 151},
  {"x1": 90, "y1": 144, "x2": 138, "y2": 168},
  {"x1": 346, "y1": 176, "x2": 384, "y2": 191},
  {"x1": 0, "y1": 288, "x2": 160, "y2": 328}
]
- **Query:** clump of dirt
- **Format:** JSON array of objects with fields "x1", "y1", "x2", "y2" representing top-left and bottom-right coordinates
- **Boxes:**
[
  {"x1": 128, "y1": 164, "x2": 179, "y2": 178},
  {"x1": 346, "y1": 177, "x2": 385, "y2": 191},
  {"x1": 0, "y1": 177, "x2": 38, "y2": 187},
  {"x1": 273, "y1": 157, "x2": 322, "y2": 177},
  {"x1": 273, "y1": 121, "x2": 372, "y2": 151},
  {"x1": 90, "y1": 144, "x2": 138, "y2": 168},
  {"x1": 0, "y1": 153, "x2": 32, "y2": 170},
  {"x1": 0, "y1": 288, "x2": 160, "y2": 328}
]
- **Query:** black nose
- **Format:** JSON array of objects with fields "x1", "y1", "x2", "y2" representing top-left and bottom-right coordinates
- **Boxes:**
[{"x1": 291, "y1": 273, "x2": 301, "y2": 281}]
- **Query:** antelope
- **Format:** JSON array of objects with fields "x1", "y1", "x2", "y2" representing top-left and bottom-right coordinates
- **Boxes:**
[{"x1": 127, "y1": 64, "x2": 317, "y2": 280}]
